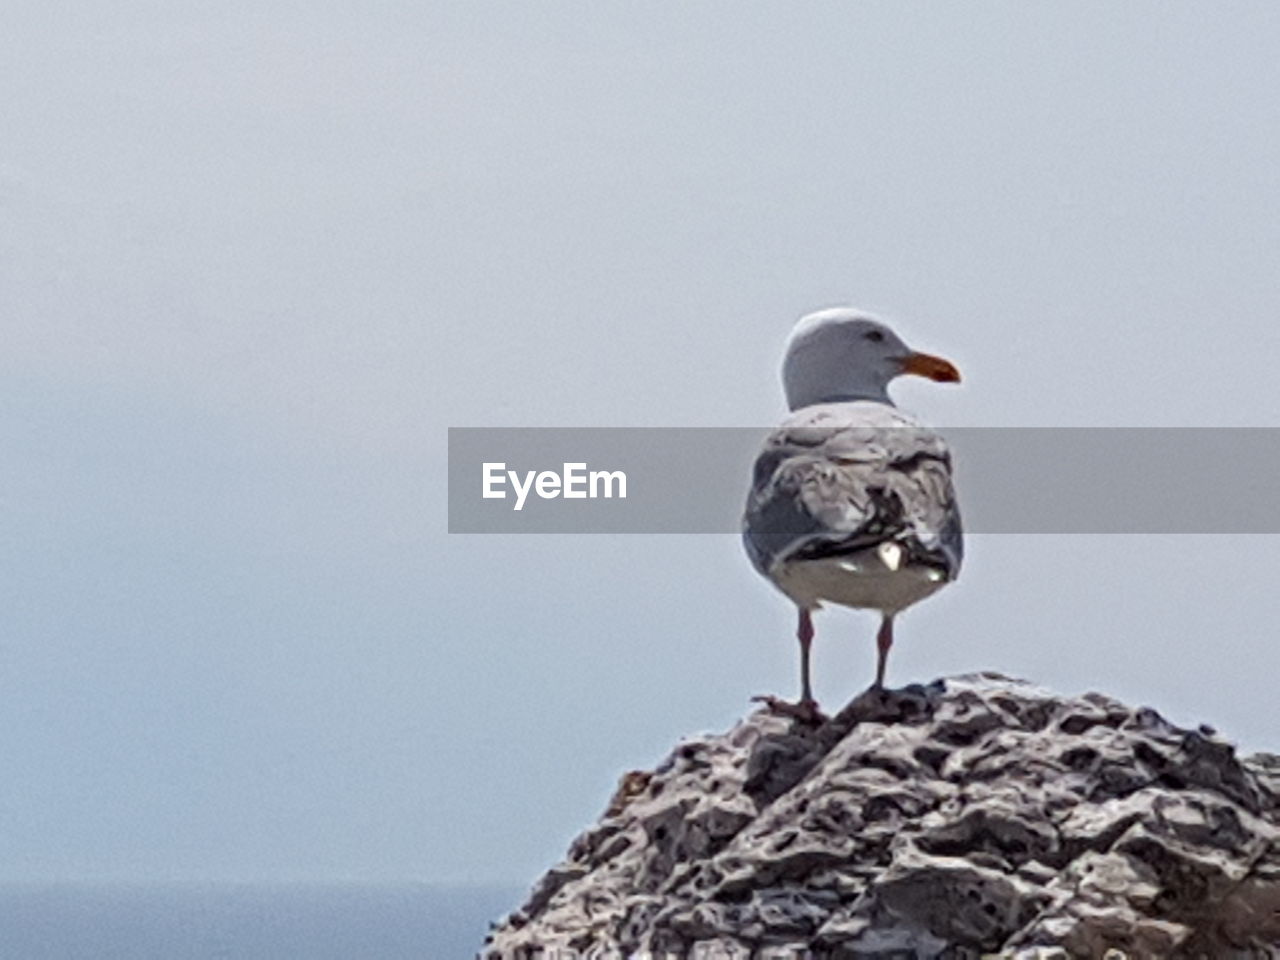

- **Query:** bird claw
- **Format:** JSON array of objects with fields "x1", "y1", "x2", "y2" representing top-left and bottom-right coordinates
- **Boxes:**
[{"x1": 752, "y1": 694, "x2": 828, "y2": 725}]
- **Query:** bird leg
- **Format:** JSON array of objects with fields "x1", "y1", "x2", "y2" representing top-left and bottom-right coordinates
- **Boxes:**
[
  {"x1": 797, "y1": 607, "x2": 814, "y2": 703},
  {"x1": 874, "y1": 614, "x2": 894, "y2": 689},
  {"x1": 753, "y1": 608, "x2": 824, "y2": 723}
]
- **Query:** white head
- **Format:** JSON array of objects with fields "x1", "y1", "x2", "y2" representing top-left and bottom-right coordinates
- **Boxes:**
[{"x1": 782, "y1": 307, "x2": 961, "y2": 410}]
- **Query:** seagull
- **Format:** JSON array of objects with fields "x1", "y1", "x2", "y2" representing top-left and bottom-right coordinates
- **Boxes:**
[{"x1": 742, "y1": 307, "x2": 963, "y2": 720}]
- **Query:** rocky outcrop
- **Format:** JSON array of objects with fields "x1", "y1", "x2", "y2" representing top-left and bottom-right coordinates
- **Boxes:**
[{"x1": 480, "y1": 674, "x2": 1280, "y2": 959}]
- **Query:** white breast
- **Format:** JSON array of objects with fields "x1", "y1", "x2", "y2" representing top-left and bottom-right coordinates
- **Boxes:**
[{"x1": 771, "y1": 544, "x2": 949, "y2": 614}]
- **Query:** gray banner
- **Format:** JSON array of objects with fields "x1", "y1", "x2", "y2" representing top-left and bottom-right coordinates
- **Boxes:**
[{"x1": 448, "y1": 427, "x2": 1280, "y2": 534}]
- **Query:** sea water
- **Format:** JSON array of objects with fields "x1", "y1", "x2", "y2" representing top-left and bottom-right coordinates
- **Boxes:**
[{"x1": 0, "y1": 882, "x2": 520, "y2": 959}]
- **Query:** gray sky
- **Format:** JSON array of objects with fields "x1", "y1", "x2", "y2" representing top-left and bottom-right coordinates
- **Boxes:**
[{"x1": 3, "y1": 2, "x2": 1279, "y2": 887}]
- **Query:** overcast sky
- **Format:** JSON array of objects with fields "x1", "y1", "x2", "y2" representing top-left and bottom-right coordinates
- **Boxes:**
[{"x1": 3, "y1": 2, "x2": 1279, "y2": 888}]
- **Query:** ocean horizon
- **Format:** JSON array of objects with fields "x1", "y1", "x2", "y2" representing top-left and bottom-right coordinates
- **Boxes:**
[{"x1": 0, "y1": 881, "x2": 522, "y2": 959}]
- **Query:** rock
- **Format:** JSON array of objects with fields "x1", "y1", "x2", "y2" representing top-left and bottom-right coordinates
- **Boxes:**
[{"x1": 479, "y1": 674, "x2": 1280, "y2": 959}]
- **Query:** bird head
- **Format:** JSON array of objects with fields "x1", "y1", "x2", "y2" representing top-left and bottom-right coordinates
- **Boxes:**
[{"x1": 781, "y1": 307, "x2": 960, "y2": 411}]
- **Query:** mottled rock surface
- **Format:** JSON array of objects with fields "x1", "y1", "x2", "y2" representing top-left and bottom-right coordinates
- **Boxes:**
[{"x1": 480, "y1": 674, "x2": 1280, "y2": 959}]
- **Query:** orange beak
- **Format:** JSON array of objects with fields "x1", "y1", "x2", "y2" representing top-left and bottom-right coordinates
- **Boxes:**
[{"x1": 900, "y1": 351, "x2": 961, "y2": 383}]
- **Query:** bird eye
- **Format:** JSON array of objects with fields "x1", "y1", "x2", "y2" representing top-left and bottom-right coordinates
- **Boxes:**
[{"x1": 864, "y1": 330, "x2": 885, "y2": 343}]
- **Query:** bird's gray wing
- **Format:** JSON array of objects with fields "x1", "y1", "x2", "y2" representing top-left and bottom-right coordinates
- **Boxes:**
[{"x1": 742, "y1": 404, "x2": 963, "y2": 580}]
